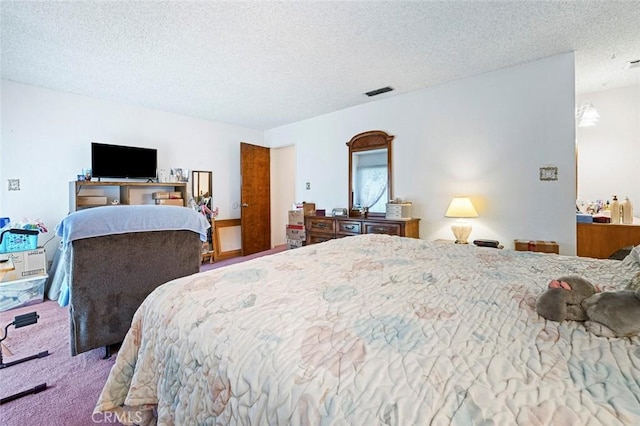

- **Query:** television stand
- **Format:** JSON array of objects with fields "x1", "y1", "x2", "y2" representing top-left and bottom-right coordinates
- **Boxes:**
[{"x1": 69, "y1": 181, "x2": 188, "y2": 211}]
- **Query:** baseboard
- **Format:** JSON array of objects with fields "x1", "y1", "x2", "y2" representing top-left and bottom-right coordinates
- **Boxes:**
[{"x1": 215, "y1": 249, "x2": 242, "y2": 261}]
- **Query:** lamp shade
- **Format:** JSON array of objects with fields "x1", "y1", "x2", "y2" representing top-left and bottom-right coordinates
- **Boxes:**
[{"x1": 445, "y1": 197, "x2": 478, "y2": 218}]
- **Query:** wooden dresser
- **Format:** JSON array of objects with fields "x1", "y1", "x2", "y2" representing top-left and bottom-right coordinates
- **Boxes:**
[
  {"x1": 305, "y1": 216, "x2": 420, "y2": 245},
  {"x1": 577, "y1": 223, "x2": 640, "y2": 259}
]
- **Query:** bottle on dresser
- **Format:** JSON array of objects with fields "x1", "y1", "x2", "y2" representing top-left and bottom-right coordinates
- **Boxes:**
[
  {"x1": 610, "y1": 195, "x2": 621, "y2": 224},
  {"x1": 622, "y1": 196, "x2": 634, "y2": 224}
]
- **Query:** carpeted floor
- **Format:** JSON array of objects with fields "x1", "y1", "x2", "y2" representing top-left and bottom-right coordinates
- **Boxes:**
[
  {"x1": 0, "y1": 300, "x2": 112, "y2": 426},
  {"x1": 199, "y1": 244, "x2": 287, "y2": 272},
  {"x1": 0, "y1": 244, "x2": 287, "y2": 425}
]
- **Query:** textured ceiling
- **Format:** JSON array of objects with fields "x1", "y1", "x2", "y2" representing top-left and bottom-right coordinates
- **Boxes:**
[{"x1": 2, "y1": 1, "x2": 639, "y2": 130}]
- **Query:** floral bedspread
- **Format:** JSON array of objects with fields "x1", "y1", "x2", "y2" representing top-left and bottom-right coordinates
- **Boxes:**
[{"x1": 96, "y1": 234, "x2": 640, "y2": 425}]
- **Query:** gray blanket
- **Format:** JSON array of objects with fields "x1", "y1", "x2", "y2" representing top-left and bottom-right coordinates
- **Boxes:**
[{"x1": 68, "y1": 230, "x2": 201, "y2": 355}]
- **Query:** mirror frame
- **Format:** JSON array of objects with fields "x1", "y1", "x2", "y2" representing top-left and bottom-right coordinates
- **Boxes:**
[
  {"x1": 347, "y1": 130, "x2": 394, "y2": 218},
  {"x1": 192, "y1": 170, "x2": 213, "y2": 209}
]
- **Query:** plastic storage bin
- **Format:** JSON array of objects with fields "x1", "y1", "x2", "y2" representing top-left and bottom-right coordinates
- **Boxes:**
[
  {"x1": 0, "y1": 274, "x2": 47, "y2": 312},
  {"x1": 0, "y1": 229, "x2": 39, "y2": 253}
]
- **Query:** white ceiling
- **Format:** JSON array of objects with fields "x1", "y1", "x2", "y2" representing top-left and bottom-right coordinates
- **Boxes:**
[{"x1": 2, "y1": 1, "x2": 639, "y2": 131}]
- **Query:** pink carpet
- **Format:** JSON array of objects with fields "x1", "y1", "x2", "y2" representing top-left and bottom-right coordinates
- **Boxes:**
[
  {"x1": 200, "y1": 244, "x2": 287, "y2": 272},
  {"x1": 0, "y1": 301, "x2": 113, "y2": 425},
  {"x1": 0, "y1": 244, "x2": 287, "y2": 425}
]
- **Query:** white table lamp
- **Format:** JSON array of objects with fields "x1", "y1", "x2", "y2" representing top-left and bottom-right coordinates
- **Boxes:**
[{"x1": 445, "y1": 197, "x2": 478, "y2": 244}]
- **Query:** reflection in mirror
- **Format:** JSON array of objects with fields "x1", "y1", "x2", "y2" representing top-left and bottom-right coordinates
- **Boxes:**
[
  {"x1": 192, "y1": 170, "x2": 215, "y2": 261},
  {"x1": 192, "y1": 170, "x2": 213, "y2": 210},
  {"x1": 347, "y1": 130, "x2": 393, "y2": 217},
  {"x1": 352, "y1": 149, "x2": 388, "y2": 213}
]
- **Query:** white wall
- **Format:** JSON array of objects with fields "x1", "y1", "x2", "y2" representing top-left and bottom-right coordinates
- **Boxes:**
[
  {"x1": 577, "y1": 84, "x2": 640, "y2": 208},
  {"x1": 1, "y1": 52, "x2": 581, "y2": 256},
  {"x1": 1, "y1": 80, "x2": 263, "y2": 258},
  {"x1": 265, "y1": 53, "x2": 578, "y2": 254},
  {"x1": 270, "y1": 145, "x2": 296, "y2": 247}
]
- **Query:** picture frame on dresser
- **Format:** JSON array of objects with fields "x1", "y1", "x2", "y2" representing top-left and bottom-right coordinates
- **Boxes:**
[{"x1": 331, "y1": 208, "x2": 348, "y2": 217}]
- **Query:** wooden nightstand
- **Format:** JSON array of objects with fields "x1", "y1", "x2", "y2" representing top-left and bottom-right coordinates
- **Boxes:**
[
  {"x1": 514, "y1": 240, "x2": 558, "y2": 254},
  {"x1": 434, "y1": 239, "x2": 504, "y2": 249}
]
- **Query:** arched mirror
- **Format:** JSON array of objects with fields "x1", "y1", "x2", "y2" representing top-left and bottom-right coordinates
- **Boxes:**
[{"x1": 347, "y1": 130, "x2": 393, "y2": 217}]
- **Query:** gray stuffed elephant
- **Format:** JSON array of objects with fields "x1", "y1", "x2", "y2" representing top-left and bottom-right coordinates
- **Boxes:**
[
  {"x1": 535, "y1": 276, "x2": 597, "y2": 322},
  {"x1": 536, "y1": 274, "x2": 640, "y2": 338},
  {"x1": 583, "y1": 288, "x2": 640, "y2": 337}
]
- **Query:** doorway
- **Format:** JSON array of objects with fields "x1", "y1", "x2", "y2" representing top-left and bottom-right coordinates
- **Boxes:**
[{"x1": 270, "y1": 145, "x2": 296, "y2": 246}]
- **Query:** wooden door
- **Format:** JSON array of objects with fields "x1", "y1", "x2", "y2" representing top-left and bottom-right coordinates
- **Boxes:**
[{"x1": 241, "y1": 142, "x2": 271, "y2": 256}]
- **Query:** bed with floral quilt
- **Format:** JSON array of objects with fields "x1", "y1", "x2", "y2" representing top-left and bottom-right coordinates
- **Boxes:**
[{"x1": 95, "y1": 234, "x2": 640, "y2": 425}]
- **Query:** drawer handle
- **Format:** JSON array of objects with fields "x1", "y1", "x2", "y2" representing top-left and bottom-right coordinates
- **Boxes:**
[
  {"x1": 316, "y1": 223, "x2": 329, "y2": 229},
  {"x1": 344, "y1": 225, "x2": 356, "y2": 230},
  {"x1": 373, "y1": 227, "x2": 389, "y2": 233}
]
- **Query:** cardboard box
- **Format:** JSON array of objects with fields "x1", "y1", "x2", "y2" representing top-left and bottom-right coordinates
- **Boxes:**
[
  {"x1": 0, "y1": 248, "x2": 47, "y2": 282},
  {"x1": 536, "y1": 241, "x2": 560, "y2": 254},
  {"x1": 286, "y1": 224, "x2": 306, "y2": 241},
  {"x1": 288, "y1": 210, "x2": 304, "y2": 226},
  {"x1": 154, "y1": 199, "x2": 184, "y2": 206},
  {"x1": 287, "y1": 239, "x2": 305, "y2": 249},
  {"x1": 152, "y1": 191, "x2": 183, "y2": 200},
  {"x1": 0, "y1": 274, "x2": 47, "y2": 312},
  {"x1": 77, "y1": 196, "x2": 107, "y2": 206},
  {"x1": 302, "y1": 202, "x2": 316, "y2": 216}
]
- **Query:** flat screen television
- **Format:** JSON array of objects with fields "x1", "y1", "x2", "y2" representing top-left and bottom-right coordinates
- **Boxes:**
[{"x1": 91, "y1": 142, "x2": 157, "y2": 180}]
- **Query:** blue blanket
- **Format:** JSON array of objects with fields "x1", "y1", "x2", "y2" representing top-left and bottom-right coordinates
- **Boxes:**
[
  {"x1": 56, "y1": 205, "x2": 210, "y2": 246},
  {"x1": 53, "y1": 205, "x2": 210, "y2": 307}
]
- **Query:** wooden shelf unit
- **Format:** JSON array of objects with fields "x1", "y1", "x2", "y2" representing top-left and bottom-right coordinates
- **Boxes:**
[{"x1": 70, "y1": 181, "x2": 188, "y2": 211}]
